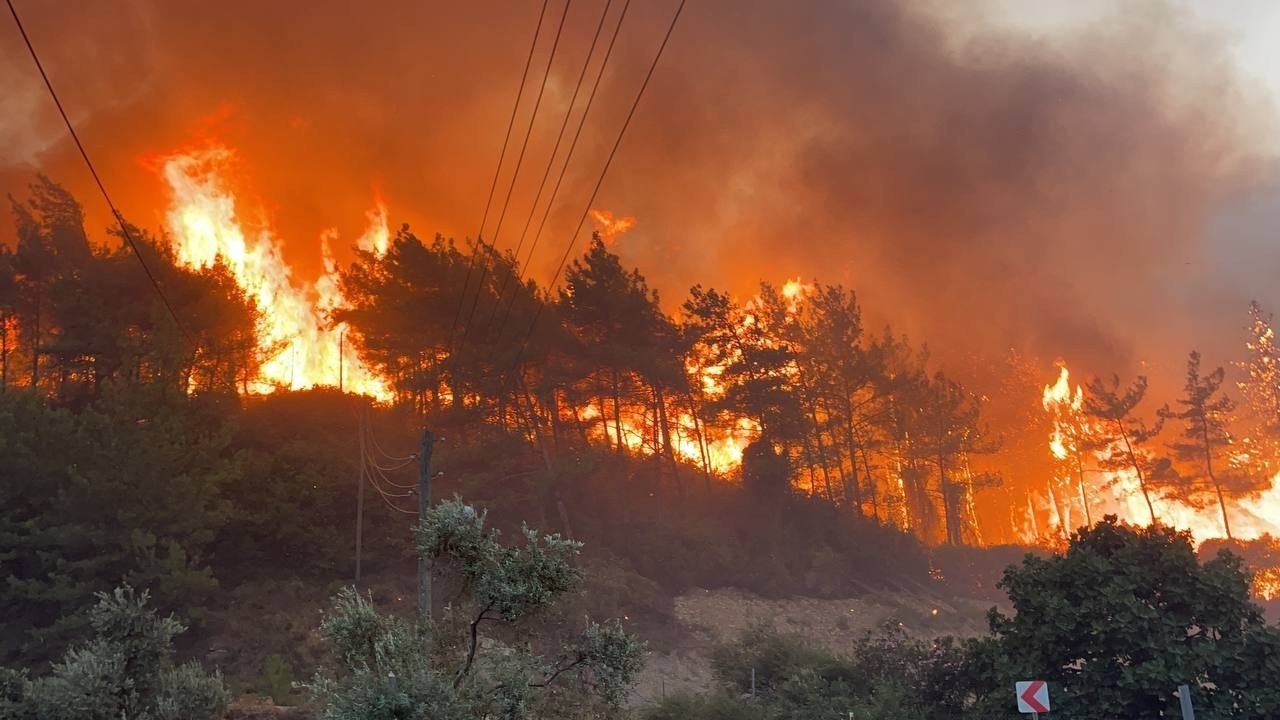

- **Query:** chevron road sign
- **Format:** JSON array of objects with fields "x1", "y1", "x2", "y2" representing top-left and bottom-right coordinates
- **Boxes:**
[{"x1": 1016, "y1": 680, "x2": 1050, "y2": 715}]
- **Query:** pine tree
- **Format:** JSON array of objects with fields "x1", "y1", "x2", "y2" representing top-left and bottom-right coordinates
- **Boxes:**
[
  {"x1": 1159, "y1": 351, "x2": 1265, "y2": 539},
  {"x1": 559, "y1": 236, "x2": 682, "y2": 460},
  {"x1": 916, "y1": 371, "x2": 999, "y2": 545},
  {"x1": 1083, "y1": 374, "x2": 1165, "y2": 525},
  {"x1": 1238, "y1": 300, "x2": 1280, "y2": 471}
]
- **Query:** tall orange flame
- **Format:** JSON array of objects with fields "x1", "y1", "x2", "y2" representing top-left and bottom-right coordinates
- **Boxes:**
[{"x1": 159, "y1": 144, "x2": 391, "y2": 400}]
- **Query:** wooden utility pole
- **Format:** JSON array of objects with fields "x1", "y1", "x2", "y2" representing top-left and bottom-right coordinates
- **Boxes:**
[
  {"x1": 355, "y1": 410, "x2": 366, "y2": 584},
  {"x1": 417, "y1": 429, "x2": 434, "y2": 625}
]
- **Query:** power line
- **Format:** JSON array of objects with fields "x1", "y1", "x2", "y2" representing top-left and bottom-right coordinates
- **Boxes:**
[
  {"x1": 498, "y1": 0, "x2": 687, "y2": 391},
  {"x1": 363, "y1": 405, "x2": 417, "y2": 462},
  {"x1": 365, "y1": 466, "x2": 419, "y2": 514},
  {"x1": 478, "y1": 0, "x2": 620, "y2": 350},
  {"x1": 483, "y1": 0, "x2": 632, "y2": 358},
  {"x1": 457, "y1": 0, "x2": 576, "y2": 351},
  {"x1": 447, "y1": 0, "x2": 552, "y2": 357},
  {"x1": 7, "y1": 0, "x2": 191, "y2": 343},
  {"x1": 364, "y1": 441, "x2": 417, "y2": 489},
  {"x1": 366, "y1": 463, "x2": 415, "y2": 497},
  {"x1": 358, "y1": 405, "x2": 417, "y2": 484},
  {"x1": 356, "y1": 408, "x2": 417, "y2": 519}
]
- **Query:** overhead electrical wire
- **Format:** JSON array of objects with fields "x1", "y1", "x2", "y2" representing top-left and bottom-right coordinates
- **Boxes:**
[
  {"x1": 362, "y1": 405, "x2": 417, "y2": 463},
  {"x1": 7, "y1": 0, "x2": 191, "y2": 343},
  {"x1": 483, "y1": 0, "x2": 632, "y2": 360},
  {"x1": 359, "y1": 406, "x2": 417, "y2": 484},
  {"x1": 365, "y1": 466, "x2": 419, "y2": 514},
  {"x1": 448, "y1": 0, "x2": 552, "y2": 356},
  {"x1": 478, "y1": 0, "x2": 620, "y2": 349},
  {"x1": 497, "y1": 0, "x2": 687, "y2": 391},
  {"x1": 457, "y1": 0, "x2": 577, "y2": 350},
  {"x1": 356, "y1": 407, "x2": 417, "y2": 513}
]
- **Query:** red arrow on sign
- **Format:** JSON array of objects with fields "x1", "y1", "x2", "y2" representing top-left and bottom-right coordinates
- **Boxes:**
[{"x1": 1020, "y1": 680, "x2": 1049, "y2": 713}]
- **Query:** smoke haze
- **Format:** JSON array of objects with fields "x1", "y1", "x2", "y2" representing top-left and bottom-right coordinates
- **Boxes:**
[{"x1": 3, "y1": 0, "x2": 1277, "y2": 385}]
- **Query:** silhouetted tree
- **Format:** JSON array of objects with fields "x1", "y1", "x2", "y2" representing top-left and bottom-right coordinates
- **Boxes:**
[
  {"x1": 1159, "y1": 351, "x2": 1265, "y2": 539},
  {"x1": 1083, "y1": 374, "x2": 1165, "y2": 525},
  {"x1": 916, "y1": 372, "x2": 999, "y2": 545}
]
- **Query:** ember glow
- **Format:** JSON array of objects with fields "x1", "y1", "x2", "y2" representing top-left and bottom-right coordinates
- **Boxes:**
[{"x1": 159, "y1": 144, "x2": 391, "y2": 400}]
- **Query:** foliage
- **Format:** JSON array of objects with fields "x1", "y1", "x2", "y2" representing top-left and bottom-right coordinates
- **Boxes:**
[
  {"x1": 0, "y1": 586, "x2": 227, "y2": 720},
  {"x1": 1238, "y1": 300, "x2": 1280, "y2": 471},
  {"x1": 0, "y1": 389, "x2": 236, "y2": 663},
  {"x1": 1159, "y1": 351, "x2": 1268, "y2": 539},
  {"x1": 964, "y1": 516, "x2": 1280, "y2": 719},
  {"x1": 1083, "y1": 374, "x2": 1167, "y2": 524},
  {"x1": 3, "y1": 176, "x2": 260, "y2": 402},
  {"x1": 308, "y1": 497, "x2": 644, "y2": 719},
  {"x1": 652, "y1": 624, "x2": 964, "y2": 720},
  {"x1": 262, "y1": 654, "x2": 299, "y2": 705}
]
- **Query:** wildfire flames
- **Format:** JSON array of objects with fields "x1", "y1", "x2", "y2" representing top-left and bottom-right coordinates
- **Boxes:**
[
  {"x1": 588, "y1": 209, "x2": 636, "y2": 244},
  {"x1": 1038, "y1": 364, "x2": 1280, "y2": 543},
  {"x1": 159, "y1": 144, "x2": 391, "y2": 400},
  {"x1": 150, "y1": 142, "x2": 1280, "y2": 598}
]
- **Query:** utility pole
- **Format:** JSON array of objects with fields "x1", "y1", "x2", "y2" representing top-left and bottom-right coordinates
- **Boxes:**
[
  {"x1": 354, "y1": 407, "x2": 366, "y2": 584},
  {"x1": 417, "y1": 429, "x2": 434, "y2": 626}
]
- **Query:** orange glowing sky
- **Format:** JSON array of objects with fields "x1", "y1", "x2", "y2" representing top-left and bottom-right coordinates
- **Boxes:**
[{"x1": 5, "y1": 0, "x2": 1280, "y2": 391}]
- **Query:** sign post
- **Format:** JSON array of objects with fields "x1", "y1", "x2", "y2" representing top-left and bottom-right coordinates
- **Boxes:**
[
  {"x1": 1178, "y1": 684, "x2": 1195, "y2": 720},
  {"x1": 1016, "y1": 680, "x2": 1050, "y2": 718}
]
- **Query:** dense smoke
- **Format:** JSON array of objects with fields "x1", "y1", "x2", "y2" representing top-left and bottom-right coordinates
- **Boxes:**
[{"x1": 2, "y1": 0, "x2": 1275, "y2": 384}]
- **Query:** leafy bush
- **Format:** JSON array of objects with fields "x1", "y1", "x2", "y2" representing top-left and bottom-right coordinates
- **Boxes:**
[
  {"x1": 964, "y1": 516, "x2": 1280, "y2": 719},
  {"x1": 307, "y1": 497, "x2": 645, "y2": 719},
  {"x1": 0, "y1": 586, "x2": 227, "y2": 720},
  {"x1": 262, "y1": 654, "x2": 299, "y2": 705},
  {"x1": 687, "y1": 623, "x2": 964, "y2": 720}
]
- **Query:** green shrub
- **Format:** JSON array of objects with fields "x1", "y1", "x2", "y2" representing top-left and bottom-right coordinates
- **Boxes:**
[
  {"x1": 262, "y1": 653, "x2": 299, "y2": 705},
  {"x1": 0, "y1": 586, "x2": 228, "y2": 720}
]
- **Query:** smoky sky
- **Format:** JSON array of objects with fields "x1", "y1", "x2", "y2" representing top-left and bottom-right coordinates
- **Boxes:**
[{"x1": 2, "y1": 0, "x2": 1277, "y2": 388}]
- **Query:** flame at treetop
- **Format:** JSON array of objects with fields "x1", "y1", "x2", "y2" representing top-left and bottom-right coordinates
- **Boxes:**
[
  {"x1": 588, "y1": 209, "x2": 636, "y2": 244},
  {"x1": 1042, "y1": 363, "x2": 1083, "y2": 461},
  {"x1": 159, "y1": 143, "x2": 391, "y2": 400}
]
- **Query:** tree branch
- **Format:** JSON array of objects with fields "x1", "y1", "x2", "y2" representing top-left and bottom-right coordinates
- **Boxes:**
[
  {"x1": 453, "y1": 603, "x2": 493, "y2": 689},
  {"x1": 528, "y1": 653, "x2": 586, "y2": 689}
]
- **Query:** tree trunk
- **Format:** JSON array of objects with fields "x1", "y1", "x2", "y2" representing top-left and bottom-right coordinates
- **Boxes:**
[
  {"x1": 808, "y1": 404, "x2": 834, "y2": 502},
  {"x1": 655, "y1": 384, "x2": 676, "y2": 467},
  {"x1": 521, "y1": 376, "x2": 554, "y2": 472},
  {"x1": 611, "y1": 369, "x2": 625, "y2": 453},
  {"x1": 688, "y1": 396, "x2": 713, "y2": 493},
  {"x1": 30, "y1": 291, "x2": 40, "y2": 389},
  {"x1": 549, "y1": 388, "x2": 563, "y2": 456},
  {"x1": 1073, "y1": 445, "x2": 1092, "y2": 528},
  {"x1": 938, "y1": 458, "x2": 957, "y2": 545},
  {"x1": 843, "y1": 414, "x2": 865, "y2": 513},
  {"x1": 1201, "y1": 423, "x2": 1232, "y2": 540},
  {"x1": 860, "y1": 445, "x2": 878, "y2": 521},
  {"x1": 1116, "y1": 419, "x2": 1158, "y2": 525},
  {"x1": 1, "y1": 315, "x2": 8, "y2": 392}
]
